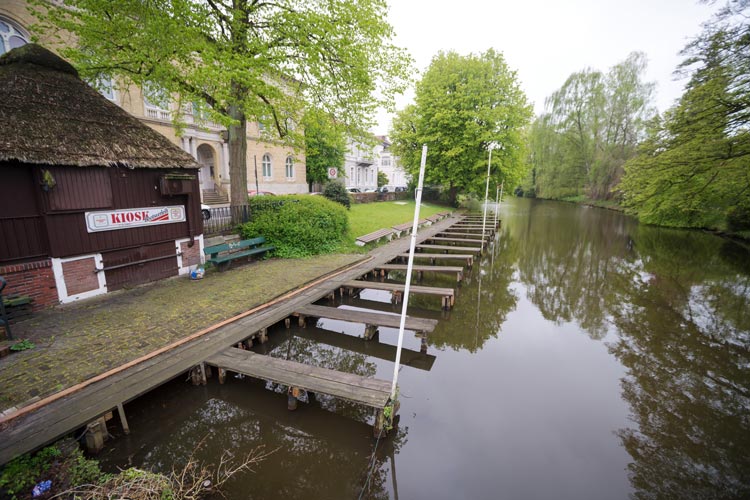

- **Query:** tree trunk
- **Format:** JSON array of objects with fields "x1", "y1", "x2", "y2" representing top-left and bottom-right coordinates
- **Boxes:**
[{"x1": 228, "y1": 103, "x2": 248, "y2": 208}]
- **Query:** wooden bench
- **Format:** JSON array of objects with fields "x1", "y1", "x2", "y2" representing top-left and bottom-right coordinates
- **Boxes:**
[
  {"x1": 204, "y1": 236, "x2": 275, "y2": 269},
  {"x1": 391, "y1": 222, "x2": 413, "y2": 238},
  {"x1": 355, "y1": 228, "x2": 394, "y2": 247}
]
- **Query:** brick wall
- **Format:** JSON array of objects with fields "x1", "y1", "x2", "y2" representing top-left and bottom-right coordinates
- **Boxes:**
[
  {"x1": 180, "y1": 240, "x2": 201, "y2": 268},
  {"x1": 0, "y1": 259, "x2": 58, "y2": 310},
  {"x1": 62, "y1": 257, "x2": 99, "y2": 296}
]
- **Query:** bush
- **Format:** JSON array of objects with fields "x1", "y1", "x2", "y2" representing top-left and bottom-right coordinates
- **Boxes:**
[
  {"x1": 727, "y1": 203, "x2": 750, "y2": 231},
  {"x1": 241, "y1": 195, "x2": 349, "y2": 257},
  {"x1": 322, "y1": 181, "x2": 351, "y2": 209}
]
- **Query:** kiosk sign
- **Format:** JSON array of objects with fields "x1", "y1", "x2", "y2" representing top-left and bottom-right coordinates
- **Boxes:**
[
  {"x1": 85, "y1": 206, "x2": 186, "y2": 233},
  {"x1": 327, "y1": 167, "x2": 338, "y2": 179}
]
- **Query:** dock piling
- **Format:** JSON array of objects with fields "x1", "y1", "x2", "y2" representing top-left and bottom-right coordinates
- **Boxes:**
[{"x1": 116, "y1": 403, "x2": 130, "y2": 435}]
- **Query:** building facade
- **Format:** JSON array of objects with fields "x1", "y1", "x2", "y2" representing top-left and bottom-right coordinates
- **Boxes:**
[
  {"x1": 0, "y1": 1, "x2": 308, "y2": 206},
  {"x1": 374, "y1": 135, "x2": 410, "y2": 189}
]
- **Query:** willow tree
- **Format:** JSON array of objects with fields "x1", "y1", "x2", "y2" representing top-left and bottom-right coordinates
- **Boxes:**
[
  {"x1": 32, "y1": 0, "x2": 411, "y2": 206},
  {"x1": 390, "y1": 49, "x2": 531, "y2": 205}
]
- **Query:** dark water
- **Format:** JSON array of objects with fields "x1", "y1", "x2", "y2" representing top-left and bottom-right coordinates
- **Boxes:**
[{"x1": 100, "y1": 198, "x2": 750, "y2": 499}]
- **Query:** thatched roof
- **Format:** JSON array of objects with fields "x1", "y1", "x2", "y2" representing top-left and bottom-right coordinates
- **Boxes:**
[{"x1": 0, "y1": 44, "x2": 200, "y2": 169}]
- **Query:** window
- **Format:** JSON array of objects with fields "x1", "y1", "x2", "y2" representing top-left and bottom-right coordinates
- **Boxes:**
[
  {"x1": 93, "y1": 76, "x2": 116, "y2": 102},
  {"x1": 285, "y1": 156, "x2": 294, "y2": 179},
  {"x1": 381, "y1": 158, "x2": 391, "y2": 167},
  {"x1": 0, "y1": 17, "x2": 30, "y2": 56},
  {"x1": 143, "y1": 82, "x2": 170, "y2": 120},
  {"x1": 262, "y1": 154, "x2": 272, "y2": 178}
]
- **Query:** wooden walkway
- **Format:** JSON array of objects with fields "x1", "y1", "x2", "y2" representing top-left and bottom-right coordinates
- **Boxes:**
[
  {"x1": 206, "y1": 348, "x2": 392, "y2": 408},
  {"x1": 342, "y1": 280, "x2": 455, "y2": 308},
  {"x1": 374, "y1": 264, "x2": 464, "y2": 282},
  {"x1": 398, "y1": 252, "x2": 474, "y2": 267},
  {"x1": 295, "y1": 304, "x2": 437, "y2": 332},
  {"x1": 0, "y1": 215, "x2": 462, "y2": 464},
  {"x1": 417, "y1": 244, "x2": 482, "y2": 254}
]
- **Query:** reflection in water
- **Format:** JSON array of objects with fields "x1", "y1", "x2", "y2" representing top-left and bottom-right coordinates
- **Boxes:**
[
  {"x1": 505, "y1": 199, "x2": 750, "y2": 499},
  {"x1": 99, "y1": 198, "x2": 750, "y2": 499}
]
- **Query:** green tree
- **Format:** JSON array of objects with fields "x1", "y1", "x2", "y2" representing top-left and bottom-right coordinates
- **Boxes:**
[
  {"x1": 377, "y1": 170, "x2": 388, "y2": 187},
  {"x1": 32, "y1": 0, "x2": 412, "y2": 207},
  {"x1": 620, "y1": 1, "x2": 750, "y2": 230},
  {"x1": 303, "y1": 108, "x2": 346, "y2": 191},
  {"x1": 529, "y1": 53, "x2": 654, "y2": 201},
  {"x1": 390, "y1": 50, "x2": 531, "y2": 205}
]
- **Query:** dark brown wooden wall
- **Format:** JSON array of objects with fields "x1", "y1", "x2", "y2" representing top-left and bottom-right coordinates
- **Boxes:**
[{"x1": 0, "y1": 164, "x2": 203, "y2": 263}]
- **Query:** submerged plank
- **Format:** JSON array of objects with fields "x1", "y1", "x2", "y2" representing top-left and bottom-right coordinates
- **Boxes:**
[
  {"x1": 206, "y1": 349, "x2": 391, "y2": 408},
  {"x1": 296, "y1": 304, "x2": 437, "y2": 332},
  {"x1": 416, "y1": 244, "x2": 482, "y2": 253},
  {"x1": 342, "y1": 280, "x2": 454, "y2": 297}
]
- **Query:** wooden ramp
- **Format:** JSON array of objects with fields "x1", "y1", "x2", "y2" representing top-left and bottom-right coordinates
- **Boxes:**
[
  {"x1": 417, "y1": 244, "x2": 482, "y2": 254},
  {"x1": 296, "y1": 304, "x2": 437, "y2": 332},
  {"x1": 398, "y1": 252, "x2": 474, "y2": 267},
  {"x1": 342, "y1": 280, "x2": 455, "y2": 308},
  {"x1": 206, "y1": 348, "x2": 392, "y2": 408},
  {"x1": 374, "y1": 264, "x2": 464, "y2": 282}
]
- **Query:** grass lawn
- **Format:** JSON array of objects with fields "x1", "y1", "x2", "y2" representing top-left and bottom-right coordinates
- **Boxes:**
[{"x1": 347, "y1": 200, "x2": 451, "y2": 239}]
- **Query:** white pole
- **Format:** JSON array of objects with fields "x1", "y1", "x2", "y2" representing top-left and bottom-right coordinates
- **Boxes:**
[
  {"x1": 390, "y1": 144, "x2": 428, "y2": 400},
  {"x1": 481, "y1": 146, "x2": 492, "y2": 242},
  {"x1": 494, "y1": 185, "x2": 499, "y2": 227},
  {"x1": 499, "y1": 180, "x2": 504, "y2": 203}
]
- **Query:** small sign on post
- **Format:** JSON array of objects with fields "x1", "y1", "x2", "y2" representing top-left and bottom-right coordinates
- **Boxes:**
[{"x1": 327, "y1": 167, "x2": 338, "y2": 179}]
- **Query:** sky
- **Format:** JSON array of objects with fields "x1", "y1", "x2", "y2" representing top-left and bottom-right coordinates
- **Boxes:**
[{"x1": 373, "y1": 0, "x2": 720, "y2": 135}]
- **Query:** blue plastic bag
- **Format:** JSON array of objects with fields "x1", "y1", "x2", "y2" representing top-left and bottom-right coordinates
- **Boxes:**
[{"x1": 32, "y1": 480, "x2": 51, "y2": 497}]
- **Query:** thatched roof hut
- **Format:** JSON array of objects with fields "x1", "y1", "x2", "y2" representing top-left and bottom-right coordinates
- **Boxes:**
[{"x1": 0, "y1": 44, "x2": 199, "y2": 169}]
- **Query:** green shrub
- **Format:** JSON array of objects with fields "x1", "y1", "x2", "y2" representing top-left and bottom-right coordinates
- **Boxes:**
[
  {"x1": 0, "y1": 446, "x2": 61, "y2": 499},
  {"x1": 322, "y1": 181, "x2": 351, "y2": 209},
  {"x1": 727, "y1": 203, "x2": 750, "y2": 231},
  {"x1": 241, "y1": 195, "x2": 349, "y2": 257}
]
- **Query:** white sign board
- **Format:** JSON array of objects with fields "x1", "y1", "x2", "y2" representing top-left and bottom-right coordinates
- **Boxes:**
[
  {"x1": 85, "y1": 206, "x2": 186, "y2": 233},
  {"x1": 327, "y1": 167, "x2": 338, "y2": 179}
]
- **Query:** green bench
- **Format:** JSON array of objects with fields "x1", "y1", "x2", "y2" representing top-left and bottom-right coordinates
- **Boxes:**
[{"x1": 204, "y1": 236, "x2": 275, "y2": 270}]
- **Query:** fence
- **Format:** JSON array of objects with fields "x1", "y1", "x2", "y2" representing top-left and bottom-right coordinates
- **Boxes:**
[{"x1": 202, "y1": 205, "x2": 251, "y2": 236}]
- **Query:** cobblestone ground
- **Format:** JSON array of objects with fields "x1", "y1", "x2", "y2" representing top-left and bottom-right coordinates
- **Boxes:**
[{"x1": 0, "y1": 254, "x2": 363, "y2": 412}]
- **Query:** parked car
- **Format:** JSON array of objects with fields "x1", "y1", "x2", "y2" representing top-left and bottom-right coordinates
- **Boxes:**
[
  {"x1": 394, "y1": 186, "x2": 407, "y2": 192},
  {"x1": 247, "y1": 190, "x2": 275, "y2": 197},
  {"x1": 376, "y1": 186, "x2": 389, "y2": 193},
  {"x1": 363, "y1": 188, "x2": 376, "y2": 193},
  {"x1": 201, "y1": 204, "x2": 211, "y2": 221},
  {"x1": 347, "y1": 187, "x2": 362, "y2": 193}
]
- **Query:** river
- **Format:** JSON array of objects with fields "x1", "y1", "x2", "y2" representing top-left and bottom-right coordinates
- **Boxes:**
[{"x1": 100, "y1": 197, "x2": 750, "y2": 499}]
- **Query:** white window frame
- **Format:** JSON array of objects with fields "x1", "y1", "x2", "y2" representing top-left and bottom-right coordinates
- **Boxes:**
[
  {"x1": 285, "y1": 156, "x2": 294, "y2": 179},
  {"x1": 0, "y1": 17, "x2": 30, "y2": 56},
  {"x1": 143, "y1": 82, "x2": 171, "y2": 121},
  {"x1": 262, "y1": 153, "x2": 272, "y2": 178}
]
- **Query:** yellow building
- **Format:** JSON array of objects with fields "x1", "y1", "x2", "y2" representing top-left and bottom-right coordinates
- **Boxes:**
[{"x1": 0, "y1": 1, "x2": 308, "y2": 205}]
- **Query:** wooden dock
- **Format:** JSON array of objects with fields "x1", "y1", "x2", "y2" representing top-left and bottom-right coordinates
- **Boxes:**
[
  {"x1": 374, "y1": 263, "x2": 465, "y2": 282},
  {"x1": 292, "y1": 327, "x2": 436, "y2": 371},
  {"x1": 417, "y1": 244, "x2": 482, "y2": 254},
  {"x1": 427, "y1": 236, "x2": 485, "y2": 247},
  {"x1": 295, "y1": 304, "x2": 437, "y2": 333},
  {"x1": 398, "y1": 252, "x2": 474, "y2": 267},
  {"x1": 342, "y1": 280, "x2": 455, "y2": 308},
  {"x1": 206, "y1": 348, "x2": 392, "y2": 408}
]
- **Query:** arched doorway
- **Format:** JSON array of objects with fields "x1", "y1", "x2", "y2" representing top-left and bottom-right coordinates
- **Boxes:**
[{"x1": 196, "y1": 144, "x2": 216, "y2": 190}]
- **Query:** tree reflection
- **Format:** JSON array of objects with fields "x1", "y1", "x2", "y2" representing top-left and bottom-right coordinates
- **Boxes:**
[{"x1": 507, "y1": 198, "x2": 750, "y2": 498}]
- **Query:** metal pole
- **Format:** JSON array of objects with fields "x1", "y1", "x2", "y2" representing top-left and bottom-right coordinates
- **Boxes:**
[
  {"x1": 481, "y1": 146, "x2": 492, "y2": 242},
  {"x1": 494, "y1": 185, "x2": 500, "y2": 227},
  {"x1": 391, "y1": 144, "x2": 428, "y2": 400},
  {"x1": 253, "y1": 155, "x2": 260, "y2": 195}
]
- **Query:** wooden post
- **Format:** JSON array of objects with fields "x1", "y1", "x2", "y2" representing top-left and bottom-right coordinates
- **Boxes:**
[
  {"x1": 199, "y1": 363, "x2": 207, "y2": 385},
  {"x1": 84, "y1": 417, "x2": 107, "y2": 454},
  {"x1": 284, "y1": 317, "x2": 291, "y2": 328},
  {"x1": 420, "y1": 335, "x2": 428, "y2": 354},
  {"x1": 218, "y1": 367, "x2": 227, "y2": 384},
  {"x1": 364, "y1": 324, "x2": 378, "y2": 340},
  {"x1": 258, "y1": 328, "x2": 268, "y2": 343},
  {"x1": 287, "y1": 387, "x2": 299, "y2": 411},
  {"x1": 373, "y1": 409, "x2": 385, "y2": 437},
  {"x1": 116, "y1": 403, "x2": 130, "y2": 435},
  {"x1": 298, "y1": 315, "x2": 306, "y2": 328},
  {"x1": 244, "y1": 338, "x2": 253, "y2": 349}
]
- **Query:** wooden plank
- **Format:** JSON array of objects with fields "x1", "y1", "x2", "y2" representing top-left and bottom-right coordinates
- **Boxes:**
[
  {"x1": 342, "y1": 280, "x2": 454, "y2": 297},
  {"x1": 206, "y1": 349, "x2": 391, "y2": 408},
  {"x1": 375, "y1": 264, "x2": 464, "y2": 281},
  {"x1": 293, "y1": 327, "x2": 436, "y2": 371},
  {"x1": 427, "y1": 237, "x2": 484, "y2": 246},
  {"x1": 416, "y1": 244, "x2": 482, "y2": 253},
  {"x1": 397, "y1": 252, "x2": 474, "y2": 264},
  {"x1": 296, "y1": 304, "x2": 437, "y2": 332},
  {"x1": 437, "y1": 231, "x2": 490, "y2": 238}
]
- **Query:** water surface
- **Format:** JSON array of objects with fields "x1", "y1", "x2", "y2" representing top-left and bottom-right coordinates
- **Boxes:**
[{"x1": 101, "y1": 198, "x2": 750, "y2": 499}]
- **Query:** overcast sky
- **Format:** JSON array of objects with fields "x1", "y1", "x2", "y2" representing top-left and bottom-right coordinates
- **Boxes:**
[{"x1": 374, "y1": 0, "x2": 720, "y2": 134}]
